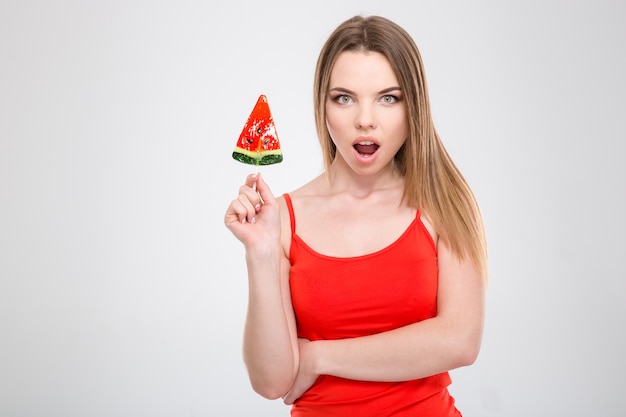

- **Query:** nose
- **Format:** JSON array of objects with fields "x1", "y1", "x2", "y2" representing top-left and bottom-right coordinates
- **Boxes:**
[{"x1": 355, "y1": 103, "x2": 376, "y2": 129}]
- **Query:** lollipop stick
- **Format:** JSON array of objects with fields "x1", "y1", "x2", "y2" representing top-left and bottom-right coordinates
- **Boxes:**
[{"x1": 253, "y1": 161, "x2": 259, "y2": 191}]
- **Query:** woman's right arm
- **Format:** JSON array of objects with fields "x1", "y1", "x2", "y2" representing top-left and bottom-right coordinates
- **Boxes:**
[{"x1": 224, "y1": 173, "x2": 299, "y2": 399}]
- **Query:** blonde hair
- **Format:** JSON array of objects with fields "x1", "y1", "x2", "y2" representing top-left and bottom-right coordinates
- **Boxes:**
[{"x1": 313, "y1": 15, "x2": 488, "y2": 280}]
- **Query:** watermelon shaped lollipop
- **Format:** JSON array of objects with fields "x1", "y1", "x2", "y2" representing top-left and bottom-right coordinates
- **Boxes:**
[{"x1": 232, "y1": 94, "x2": 283, "y2": 166}]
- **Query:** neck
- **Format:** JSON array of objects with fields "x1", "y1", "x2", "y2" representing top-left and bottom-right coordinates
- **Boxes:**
[{"x1": 325, "y1": 158, "x2": 404, "y2": 199}]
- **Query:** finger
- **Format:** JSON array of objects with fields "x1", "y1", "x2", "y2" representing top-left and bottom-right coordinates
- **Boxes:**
[
  {"x1": 238, "y1": 183, "x2": 262, "y2": 213},
  {"x1": 282, "y1": 391, "x2": 294, "y2": 406},
  {"x1": 245, "y1": 173, "x2": 259, "y2": 189},
  {"x1": 225, "y1": 198, "x2": 250, "y2": 225},
  {"x1": 235, "y1": 193, "x2": 257, "y2": 224}
]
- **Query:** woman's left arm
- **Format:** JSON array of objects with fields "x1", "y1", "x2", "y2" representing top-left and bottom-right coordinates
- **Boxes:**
[{"x1": 282, "y1": 237, "x2": 485, "y2": 404}]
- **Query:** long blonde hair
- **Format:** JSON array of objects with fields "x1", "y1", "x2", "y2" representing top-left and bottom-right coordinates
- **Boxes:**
[{"x1": 313, "y1": 15, "x2": 488, "y2": 280}]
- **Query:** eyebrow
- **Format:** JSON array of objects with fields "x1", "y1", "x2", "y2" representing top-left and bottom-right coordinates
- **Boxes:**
[{"x1": 329, "y1": 86, "x2": 402, "y2": 95}]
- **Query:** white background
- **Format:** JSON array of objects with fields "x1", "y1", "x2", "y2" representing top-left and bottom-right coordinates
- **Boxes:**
[{"x1": 1, "y1": 1, "x2": 625, "y2": 416}]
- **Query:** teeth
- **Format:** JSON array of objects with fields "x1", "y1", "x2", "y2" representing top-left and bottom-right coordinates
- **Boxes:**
[{"x1": 356, "y1": 141, "x2": 374, "y2": 145}]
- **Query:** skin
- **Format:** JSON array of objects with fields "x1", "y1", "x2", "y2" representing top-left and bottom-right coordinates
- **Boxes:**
[{"x1": 224, "y1": 51, "x2": 485, "y2": 405}]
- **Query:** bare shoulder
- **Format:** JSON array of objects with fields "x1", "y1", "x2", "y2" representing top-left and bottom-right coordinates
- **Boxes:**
[
  {"x1": 283, "y1": 175, "x2": 328, "y2": 211},
  {"x1": 287, "y1": 175, "x2": 327, "y2": 197},
  {"x1": 277, "y1": 174, "x2": 326, "y2": 257},
  {"x1": 418, "y1": 210, "x2": 439, "y2": 247}
]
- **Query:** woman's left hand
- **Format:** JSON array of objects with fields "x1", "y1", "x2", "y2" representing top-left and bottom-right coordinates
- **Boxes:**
[{"x1": 282, "y1": 338, "x2": 320, "y2": 405}]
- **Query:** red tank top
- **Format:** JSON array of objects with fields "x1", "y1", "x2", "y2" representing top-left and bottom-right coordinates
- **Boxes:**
[{"x1": 284, "y1": 194, "x2": 458, "y2": 416}]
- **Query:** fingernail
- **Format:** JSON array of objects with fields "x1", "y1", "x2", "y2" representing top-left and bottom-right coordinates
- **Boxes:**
[
  {"x1": 251, "y1": 216, "x2": 256, "y2": 224},
  {"x1": 255, "y1": 204, "x2": 261, "y2": 212}
]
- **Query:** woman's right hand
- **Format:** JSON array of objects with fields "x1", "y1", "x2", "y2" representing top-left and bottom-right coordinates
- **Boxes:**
[{"x1": 224, "y1": 173, "x2": 281, "y2": 250}]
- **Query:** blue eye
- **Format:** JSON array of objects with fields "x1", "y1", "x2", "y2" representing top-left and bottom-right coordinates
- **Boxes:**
[
  {"x1": 381, "y1": 95, "x2": 398, "y2": 104},
  {"x1": 333, "y1": 95, "x2": 352, "y2": 104}
]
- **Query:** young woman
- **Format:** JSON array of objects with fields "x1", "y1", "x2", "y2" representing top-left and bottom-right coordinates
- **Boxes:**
[{"x1": 225, "y1": 15, "x2": 488, "y2": 416}]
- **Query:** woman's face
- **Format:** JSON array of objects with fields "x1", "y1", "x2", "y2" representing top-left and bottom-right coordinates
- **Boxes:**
[{"x1": 325, "y1": 50, "x2": 408, "y2": 176}]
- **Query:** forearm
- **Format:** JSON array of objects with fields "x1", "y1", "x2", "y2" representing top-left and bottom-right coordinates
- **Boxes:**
[
  {"x1": 313, "y1": 315, "x2": 483, "y2": 382},
  {"x1": 242, "y1": 247, "x2": 297, "y2": 399}
]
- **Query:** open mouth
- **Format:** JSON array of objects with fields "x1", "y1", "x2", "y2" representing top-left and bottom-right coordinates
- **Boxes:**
[{"x1": 353, "y1": 141, "x2": 379, "y2": 156}]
